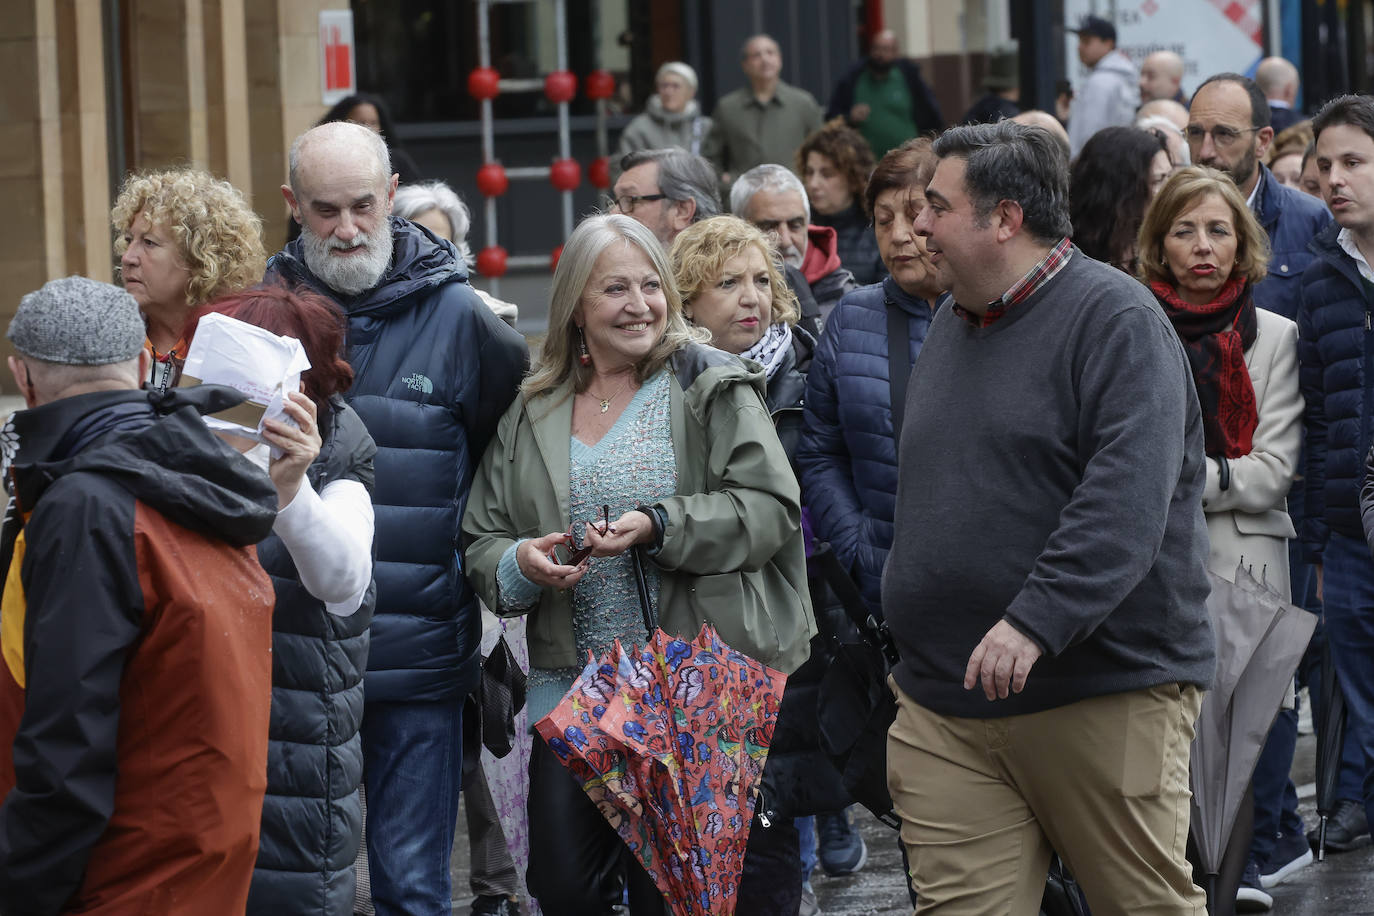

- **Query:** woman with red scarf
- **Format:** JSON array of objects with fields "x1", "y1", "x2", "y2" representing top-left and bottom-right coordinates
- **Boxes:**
[
  {"x1": 1138, "y1": 165, "x2": 1304, "y2": 908},
  {"x1": 1139, "y1": 166, "x2": 1302, "y2": 595}
]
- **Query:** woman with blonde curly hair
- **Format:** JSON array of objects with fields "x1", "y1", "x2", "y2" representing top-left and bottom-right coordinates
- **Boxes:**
[
  {"x1": 672, "y1": 214, "x2": 820, "y2": 915},
  {"x1": 796, "y1": 118, "x2": 883, "y2": 284},
  {"x1": 112, "y1": 168, "x2": 266, "y2": 389}
]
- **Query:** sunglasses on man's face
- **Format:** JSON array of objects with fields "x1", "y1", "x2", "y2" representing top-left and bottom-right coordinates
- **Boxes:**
[{"x1": 552, "y1": 504, "x2": 611, "y2": 567}]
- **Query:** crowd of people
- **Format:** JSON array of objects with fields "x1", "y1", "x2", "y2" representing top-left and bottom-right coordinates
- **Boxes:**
[{"x1": 4, "y1": 17, "x2": 1374, "y2": 916}]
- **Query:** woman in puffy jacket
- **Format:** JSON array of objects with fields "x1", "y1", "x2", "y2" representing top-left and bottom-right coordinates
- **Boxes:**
[{"x1": 192, "y1": 281, "x2": 377, "y2": 916}]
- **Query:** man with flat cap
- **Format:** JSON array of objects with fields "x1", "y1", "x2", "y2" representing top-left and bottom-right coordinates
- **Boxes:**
[
  {"x1": 0, "y1": 276, "x2": 279, "y2": 914},
  {"x1": 1067, "y1": 14, "x2": 1139, "y2": 156}
]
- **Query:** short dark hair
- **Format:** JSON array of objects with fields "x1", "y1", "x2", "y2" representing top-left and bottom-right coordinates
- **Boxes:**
[
  {"x1": 865, "y1": 137, "x2": 936, "y2": 217},
  {"x1": 1193, "y1": 73, "x2": 1271, "y2": 129},
  {"x1": 619, "y1": 148, "x2": 721, "y2": 222},
  {"x1": 1312, "y1": 93, "x2": 1374, "y2": 146},
  {"x1": 931, "y1": 120, "x2": 1072, "y2": 241}
]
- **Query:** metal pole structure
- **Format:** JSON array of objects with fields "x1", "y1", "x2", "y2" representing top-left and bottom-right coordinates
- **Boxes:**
[
  {"x1": 478, "y1": 0, "x2": 500, "y2": 297},
  {"x1": 555, "y1": 0, "x2": 574, "y2": 238}
]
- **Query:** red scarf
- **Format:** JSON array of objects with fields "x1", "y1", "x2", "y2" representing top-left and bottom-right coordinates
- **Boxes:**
[{"x1": 1150, "y1": 276, "x2": 1258, "y2": 458}]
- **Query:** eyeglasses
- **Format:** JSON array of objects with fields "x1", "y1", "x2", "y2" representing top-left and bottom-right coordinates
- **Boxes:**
[
  {"x1": 607, "y1": 193, "x2": 668, "y2": 214},
  {"x1": 553, "y1": 504, "x2": 611, "y2": 567},
  {"x1": 1185, "y1": 125, "x2": 1260, "y2": 149}
]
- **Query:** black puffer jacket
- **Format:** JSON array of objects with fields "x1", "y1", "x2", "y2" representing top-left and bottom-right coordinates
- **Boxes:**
[
  {"x1": 247, "y1": 399, "x2": 377, "y2": 916},
  {"x1": 760, "y1": 326, "x2": 853, "y2": 817}
]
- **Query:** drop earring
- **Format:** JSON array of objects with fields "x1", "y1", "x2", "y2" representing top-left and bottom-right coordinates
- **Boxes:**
[{"x1": 577, "y1": 326, "x2": 592, "y2": 367}]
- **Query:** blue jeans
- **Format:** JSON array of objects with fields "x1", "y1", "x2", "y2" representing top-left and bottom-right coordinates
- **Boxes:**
[
  {"x1": 1316, "y1": 534, "x2": 1374, "y2": 828},
  {"x1": 362, "y1": 698, "x2": 464, "y2": 916},
  {"x1": 797, "y1": 816, "x2": 817, "y2": 881}
]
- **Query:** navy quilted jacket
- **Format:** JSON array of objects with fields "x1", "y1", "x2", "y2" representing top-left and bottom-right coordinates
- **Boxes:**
[
  {"x1": 267, "y1": 218, "x2": 528, "y2": 702},
  {"x1": 796, "y1": 277, "x2": 938, "y2": 615},
  {"x1": 1298, "y1": 221, "x2": 1374, "y2": 560}
]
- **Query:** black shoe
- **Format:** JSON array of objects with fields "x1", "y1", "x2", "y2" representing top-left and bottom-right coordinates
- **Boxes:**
[
  {"x1": 1259, "y1": 829, "x2": 1312, "y2": 887},
  {"x1": 470, "y1": 895, "x2": 517, "y2": 916},
  {"x1": 1307, "y1": 798, "x2": 1369, "y2": 853},
  {"x1": 1235, "y1": 860, "x2": 1273, "y2": 912},
  {"x1": 817, "y1": 809, "x2": 868, "y2": 876}
]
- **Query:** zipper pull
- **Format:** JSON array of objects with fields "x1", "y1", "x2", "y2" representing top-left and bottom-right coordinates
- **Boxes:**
[
  {"x1": 1367, "y1": 311, "x2": 1371, "y2": 331},
  {"x1": 758, "y1": 810, "x2": 772, "y2": 828}
]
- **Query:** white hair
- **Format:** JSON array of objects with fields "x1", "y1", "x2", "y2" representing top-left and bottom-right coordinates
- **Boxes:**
[
  {"x1": 729, "y1": 163, "x2": 809, "y2": 222},
  {"x1": 1135, "y1": 114, "x2": 1192, "y2": 166},
  {"x1": 393, "y1": 180, "x2": 475, "y2": 265},
  {"x1": 288, "y1": 121, "x2": 392, "y2": 195}
]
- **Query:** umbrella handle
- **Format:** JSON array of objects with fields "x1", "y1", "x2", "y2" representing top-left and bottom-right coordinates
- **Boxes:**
[{"x1": 631, "y1": 546, "x2": 657, "y2": 637}]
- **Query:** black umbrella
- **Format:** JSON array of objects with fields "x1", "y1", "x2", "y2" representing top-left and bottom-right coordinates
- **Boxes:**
[{"x1": 1313, "y1": 636, "x2": 1349, "y2": 861}]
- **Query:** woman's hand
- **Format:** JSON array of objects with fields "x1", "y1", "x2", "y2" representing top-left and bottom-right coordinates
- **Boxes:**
[
  {"x1": 517, "y1": 532, "x2": 590, "y2": 589},
  {"x1": 263, "y1": 390, "x2": 322, "y2": 510},
  {"x1": 583, "y1": 510, "x2": 655, "y2": 558}
]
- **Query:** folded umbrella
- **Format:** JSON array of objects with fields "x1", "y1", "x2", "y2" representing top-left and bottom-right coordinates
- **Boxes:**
[
  {"x1": 1313, "y1": 637, "x2": 1349, "y2": 860},
  {"x1": 537, "y1": 623, "x2": 787, "y2": 916},
  {"x1": 1189, "y1": 564, "x2": 1316, "y2": 913}
]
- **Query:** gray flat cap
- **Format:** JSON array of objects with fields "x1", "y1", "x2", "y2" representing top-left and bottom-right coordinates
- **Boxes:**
[{"x1": 8, "y1": 276, "x2": 146, "y2": 366}]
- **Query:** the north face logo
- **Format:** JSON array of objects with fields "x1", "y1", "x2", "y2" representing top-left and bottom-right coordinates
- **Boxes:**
[{"x1": 402, "y1": 373, "x2": 433, "y2": 394}]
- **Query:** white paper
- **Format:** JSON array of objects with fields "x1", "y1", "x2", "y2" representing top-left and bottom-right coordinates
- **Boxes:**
[{"x1": 182, "y1": 312, "x2": 312, "y2": 456}]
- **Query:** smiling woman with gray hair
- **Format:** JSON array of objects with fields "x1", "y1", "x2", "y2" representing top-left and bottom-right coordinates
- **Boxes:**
[{"x1": 463, "y1": 212, "x2": 814, "y2": 916}]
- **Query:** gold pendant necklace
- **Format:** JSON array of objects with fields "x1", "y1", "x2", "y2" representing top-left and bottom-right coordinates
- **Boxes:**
[{"x1": 586, "y1": 378, "x2": 630, "y2": 414}]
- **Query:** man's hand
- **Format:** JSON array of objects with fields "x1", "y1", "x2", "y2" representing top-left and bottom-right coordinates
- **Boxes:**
[
  {"x1": 849, "y1": 103, "x2": 871, "y2": 124},
  {"x1": 964, "y1": 619, "x2": 1042, "y2": 700}
]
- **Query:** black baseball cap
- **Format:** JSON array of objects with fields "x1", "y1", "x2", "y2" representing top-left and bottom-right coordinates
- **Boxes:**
[{"x1": 1068, "y1": 15, "x2": 1116, "y2": 43}]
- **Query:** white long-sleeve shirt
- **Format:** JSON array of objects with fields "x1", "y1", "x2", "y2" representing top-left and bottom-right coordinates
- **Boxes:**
[{"x1": 271, "y1": 475, "x2": 374, "y2": 616}]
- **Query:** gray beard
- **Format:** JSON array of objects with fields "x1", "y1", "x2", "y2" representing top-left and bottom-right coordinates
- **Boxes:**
[
  {"x1": 780, "y1": 243, "x2": 804, "y2": 270},
  {"x1": 301, "y1": 222, "x2": 394, "y2": 297}
]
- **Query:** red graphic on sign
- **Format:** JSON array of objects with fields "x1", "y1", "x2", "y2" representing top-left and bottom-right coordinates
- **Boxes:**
[
  {"x1": 324, "y1": 26, "x2": 351, "y2": 92},
  {"x1": 1209, "y1": 0, "x2": 1263, "y2": 44},
  {"x1": 1141, "y1": 0, "x2": 1159, "y2": 16}
]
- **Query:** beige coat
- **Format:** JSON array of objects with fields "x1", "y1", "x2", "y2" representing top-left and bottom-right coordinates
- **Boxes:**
[{"x1": 1201, "y1": 308, "x2": 1303, "y2": 600}]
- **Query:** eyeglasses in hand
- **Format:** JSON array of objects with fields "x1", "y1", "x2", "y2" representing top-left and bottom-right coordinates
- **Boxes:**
[{"x1": 553, "y1": 504, "x2": 612, "y2": 567}]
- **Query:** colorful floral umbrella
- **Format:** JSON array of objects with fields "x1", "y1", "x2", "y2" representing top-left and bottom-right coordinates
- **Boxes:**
[{"x1": 535, "y1": 624, "x2": 787, "y2": 916}]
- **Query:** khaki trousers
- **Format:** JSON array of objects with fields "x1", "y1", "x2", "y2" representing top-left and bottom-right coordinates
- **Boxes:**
[{"x1": 887, "y1": 680, "x2": 1206, "y2": 916}]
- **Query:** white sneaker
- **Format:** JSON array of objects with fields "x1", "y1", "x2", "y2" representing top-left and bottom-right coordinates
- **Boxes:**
[{"x1": 800, "y1": 881, "x2": 822, "y2": 916}]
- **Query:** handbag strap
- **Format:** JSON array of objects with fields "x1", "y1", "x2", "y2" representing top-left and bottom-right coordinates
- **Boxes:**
[
  {"x1": 886, "y1": 296, "x2": 911, "y2": 445},
  {"x1": 813, "y1": 541, "x2": 899, "y2": 665}
]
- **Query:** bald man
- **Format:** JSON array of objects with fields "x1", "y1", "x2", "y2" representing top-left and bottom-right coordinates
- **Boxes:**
[
  {"x1": 1138, "y1": 97, "x2": 1189, "y2": 130},
  {"x1": 1012, "y1": 109, "x2": 1071, "y2": 160},
  {"x1": 827, "y1": 29, "x2": 943, "y2": 157},
  {"x1": 270, "y1": 121, "x2": 528, "y2": 915},
  {"x1": 1256, "y1": 56, "x2": 1302, "y2": 131},
  {"x1": 1139, "y1": 50, "x2": 1185, "y2": 104}
]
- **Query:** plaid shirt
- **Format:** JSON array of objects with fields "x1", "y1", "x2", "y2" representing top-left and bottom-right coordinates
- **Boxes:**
[{"x1": 954, "y1": 237, "x2": 1074, "y2": 328}]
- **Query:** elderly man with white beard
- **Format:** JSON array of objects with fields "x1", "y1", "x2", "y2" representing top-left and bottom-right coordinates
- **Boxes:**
[
  {"x1": 731, "y1": 163, "x2": 857, "y2": 327},
  {"x1": 266, "y1": 120, "x2": 527, "y2": 916}
]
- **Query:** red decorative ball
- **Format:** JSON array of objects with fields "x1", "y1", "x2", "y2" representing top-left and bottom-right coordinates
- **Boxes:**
[
  {"x1": 544, "y1": 70, "x2": 577, "y2": 105},
  {"x1": 467, "y1": 67, "x2": 501, "y2": 101},
  {"x1": 587, "y1": 156, "x2": 611, "y2": 190},
  {"x1": 475, "y1": 162, "x2": 509, "y2": 198},
  {"x1": 549, "y1": 158, "x2": 582, "y2": 192},
  {"x1": 476, "y1": 245, "x2": 508, "y2": 278},
  {"x1": 585, "y1": 69, "x2": 616, "y2": 101},
  {"x1": 550, "y1": 245, "x2": 563, "y2": 272}
]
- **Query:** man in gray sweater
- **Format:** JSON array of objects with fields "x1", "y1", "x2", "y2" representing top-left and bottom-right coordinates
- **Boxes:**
[{"x1": 884, "y1": 119, "x2": 1216, "y2": 914}]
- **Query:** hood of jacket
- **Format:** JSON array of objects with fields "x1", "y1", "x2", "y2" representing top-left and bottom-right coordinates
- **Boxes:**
[
  {"x1": 802, "y1": 224, "x2": 844, "y2": 285},
  {"x1": 1094, "y1": 49, "x2": 1137, "y2": 81},
  {"x1": 7, "y1": 386, "x2": 277, "y2": 547},
  {"x1": 644, "y1": 95, "x2": 703, "y2": 128},
  {"x1": 267, "y1": 216, "x2": 466, "y2": 320}
]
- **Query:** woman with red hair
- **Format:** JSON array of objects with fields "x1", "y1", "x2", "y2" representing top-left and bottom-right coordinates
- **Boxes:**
[{"x1": 189, "y1": 280, "x2": 377, "y2": 916}]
